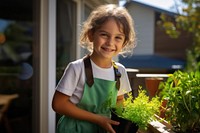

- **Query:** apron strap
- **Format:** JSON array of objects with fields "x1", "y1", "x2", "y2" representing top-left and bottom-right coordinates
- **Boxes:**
[
  {"x1": 83, "y1": 55, "x2": 121, "y2": 90},
  {"x1": 112, "y1": 61, "x2": 121, "y2": 90},
  {"x1": 83, "y1": 55, "x2": 94, "y2": 87}
]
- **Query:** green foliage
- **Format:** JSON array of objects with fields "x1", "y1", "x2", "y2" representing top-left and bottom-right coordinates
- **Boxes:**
[
  {"x1": 113, "y1": 89, "x2": 161, "y2": 130},
  {"x1": 0, "y1": 66, "x2": 20, "y2": 73},
  {"x1": 159, "y1": 0, "x2": 200, "y2": 71},
  {"x1": 0, "y1": 21, "x2": 32, "y2": 64},
  {"x1": 159, "y1": 70, "x2": 200, "y2": 132},
  {"x1": 159, "y1": 14, "x2": 180, "y2": 38}
]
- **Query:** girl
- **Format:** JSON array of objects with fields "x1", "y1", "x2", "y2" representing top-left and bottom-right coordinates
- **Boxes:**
[{"x1": 52, "y1": 4, "x2": 136, "y2": 133}]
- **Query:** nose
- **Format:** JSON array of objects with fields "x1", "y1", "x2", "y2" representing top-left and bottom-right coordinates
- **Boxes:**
[{"x1": 106, "y1": 37, "x2": 114, "y2": 46}]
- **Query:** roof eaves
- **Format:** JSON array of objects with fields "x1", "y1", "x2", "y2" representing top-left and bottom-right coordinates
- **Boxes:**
[{"x1": 124, "y1": 0, "x2": 178, "y2": 16}]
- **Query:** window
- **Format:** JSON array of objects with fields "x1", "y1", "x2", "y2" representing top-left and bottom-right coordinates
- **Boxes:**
[
  {"x1": 0, "y1": 1, "x2": 33, "y2": 133},
  {"x1": 56, "y1": 0, "x2": 77, "y2": 68},
  {"x1": 80, "y1": 4, "x2": 92, "y2": 57},
  {"x1": 56, "y1": 0, "x2": 77, "y2": 122}
]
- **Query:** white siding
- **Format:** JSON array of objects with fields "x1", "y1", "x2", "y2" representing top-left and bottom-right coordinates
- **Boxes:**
[{"x1": 127, "y1": 4, "x2": 155, "y2": 55}]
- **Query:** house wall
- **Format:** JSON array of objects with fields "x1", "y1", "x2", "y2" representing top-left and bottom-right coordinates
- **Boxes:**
[
  {"x1": 154, "y1": 13, "x2": 192, "y2": 60},
  {"x1": 123, "y1": 1, "x2": 191, "y2": 100},
  {"x1": 125, "y1": 2, "x2": 192, "y2": 60},
  {"x1": 126, "y1": 3, "x2": 155, "y2": 55}
]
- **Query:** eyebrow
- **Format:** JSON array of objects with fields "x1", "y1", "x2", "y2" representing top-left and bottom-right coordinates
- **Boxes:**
[{"x1": 98, "y1": 30, "x2": 125, "y2": 37}]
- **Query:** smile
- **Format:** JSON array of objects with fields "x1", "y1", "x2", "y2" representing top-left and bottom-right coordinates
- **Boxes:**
[{"x1": 102, "y1": 47, "x2": 115, "y2": 52}]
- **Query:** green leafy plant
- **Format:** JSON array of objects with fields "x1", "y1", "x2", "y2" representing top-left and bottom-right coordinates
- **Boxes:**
[
  {"x1": 159, "y1": 70, "x2": 200, "y2": 132},
  {"x1": 112, "y1": 88, "x2": 161, "y2": 130}
]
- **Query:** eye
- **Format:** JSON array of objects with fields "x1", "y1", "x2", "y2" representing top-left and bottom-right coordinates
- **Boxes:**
[
  {"x1": 100, "y1": 33, "x2": 107, "y2": 36},
  {"x1": 116, "y1": 36, "x2": 122, "y2": 40},
  {"x1": 100, "y1": 32, "x2": 109, "y2": 38},
  {"x1": 115, "y1": 36, "x2": 124, "y2": 42}
]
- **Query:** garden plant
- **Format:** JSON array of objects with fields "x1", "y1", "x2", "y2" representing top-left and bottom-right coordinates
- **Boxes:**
[
  {"x1": 159, "y1": 70, "x2": 200, "y2": 133},
  {"x1": 110, "y1": 88, "x2": 161, "y2": 132}
]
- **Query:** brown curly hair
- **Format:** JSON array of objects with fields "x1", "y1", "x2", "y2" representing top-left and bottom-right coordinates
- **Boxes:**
[{"x1": 80, "y1": 4, "x2": 136, "y2": 56}]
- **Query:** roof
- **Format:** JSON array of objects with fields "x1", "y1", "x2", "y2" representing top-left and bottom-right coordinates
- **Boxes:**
[
  {"x1": 119, "y1": 54, "x2": 185, "y2": 70},
  {"x1": 124, "y1": 0, "x2": 178, "y2": 16}
]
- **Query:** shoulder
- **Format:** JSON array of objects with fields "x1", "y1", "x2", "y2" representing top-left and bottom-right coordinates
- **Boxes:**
[
  {"x1": 114, "y1": 62, "x2": 128, "y2": 77},
  {"x1": 68, "y1": 58, "x2": 84, "y2": 68},
  {"x1": 114, "y1": 62, "x2": 126, "y2": 71},
  {"x1": 64, "y1": 58, "x2": 84, "y2": 74}
]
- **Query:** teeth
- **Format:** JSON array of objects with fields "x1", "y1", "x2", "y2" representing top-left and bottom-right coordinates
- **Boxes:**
[
  {"x1": 103, "y1": 47, "x2": 113, "y2": 52},
  {"x1": 104, "y1": 48, "x2": 110, "y2": 51}
]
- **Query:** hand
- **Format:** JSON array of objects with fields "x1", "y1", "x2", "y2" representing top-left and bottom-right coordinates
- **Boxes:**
[{"x1": 96, "y1": 115, "x2": 119, "y2": 133}]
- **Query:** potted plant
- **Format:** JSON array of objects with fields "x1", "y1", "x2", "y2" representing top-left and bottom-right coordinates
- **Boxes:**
[
  {"x1": 159, "y1": 70, "x2": 200, "y2": 133},
  {"x1": 109, "y1": 87, "x2": 161, "y2": 133}
]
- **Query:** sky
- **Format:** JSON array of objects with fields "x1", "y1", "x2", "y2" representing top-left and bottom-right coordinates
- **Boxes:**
[{"x1": 120, "y1": 0, "x2": 180, "y2": 13}]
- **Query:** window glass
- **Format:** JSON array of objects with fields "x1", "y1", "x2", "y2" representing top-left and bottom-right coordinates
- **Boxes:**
[
  {"x1": 56, "y1": 0, "x2": 77, "y2": 122},
  {"x1": 56, "y1": 0, "x2": 77, "y2": 69},
  {"x1": 0, "y1": 2, "x2": 33, "y2": 133},
  {"x1": 80, "y1": 4, "x2": 92, "y2": 57}
]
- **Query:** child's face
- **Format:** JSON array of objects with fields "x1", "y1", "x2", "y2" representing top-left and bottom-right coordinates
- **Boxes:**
[{"x1": 91, "y1": 18, "x2": 125, "y2": 60}]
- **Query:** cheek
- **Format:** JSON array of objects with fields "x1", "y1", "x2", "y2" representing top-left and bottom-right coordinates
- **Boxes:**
[
  {"x1": 118, "y1": 42, "x2": 124, "y2": 48},
  {"x1": 116, "y1": 44, "x2": 123, "y2": 52},
  {"x1": 119, "y1": 45, "x2": 123, "y2": 51},
  {"x1": 94, "y1": 37, "x2": 106, "y2": 45}
]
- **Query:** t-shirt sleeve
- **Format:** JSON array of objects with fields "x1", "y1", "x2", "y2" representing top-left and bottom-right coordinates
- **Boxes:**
[
  {"x1": 117, "y1": 64, "x2": 132, "y2": 96},
  {"x1": 55, "y1": 62, "x2": 79, "y2": 96}
]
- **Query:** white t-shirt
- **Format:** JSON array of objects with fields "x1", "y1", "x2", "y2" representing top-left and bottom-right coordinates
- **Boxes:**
[{"x1": 56, "y1": 58, "x2": 132, "y2": 104}]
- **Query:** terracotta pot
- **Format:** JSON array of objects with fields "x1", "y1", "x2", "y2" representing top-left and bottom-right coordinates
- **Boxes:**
[{"x1": 145, "y1": 77, "x2": 163, "y2": 99}]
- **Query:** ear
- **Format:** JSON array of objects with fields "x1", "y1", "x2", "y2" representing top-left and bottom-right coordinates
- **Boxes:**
[{"x1": 88, "y1": 30, "x2": 94, "y2": 42}]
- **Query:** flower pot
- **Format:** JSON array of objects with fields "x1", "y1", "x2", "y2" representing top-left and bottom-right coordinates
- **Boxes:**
[
  {"x1": 145, "y1": 77, "x2": 163, "y2": 99},
  {"x1": 111, "y1": 111, "x2": 139, "y2": 133}
]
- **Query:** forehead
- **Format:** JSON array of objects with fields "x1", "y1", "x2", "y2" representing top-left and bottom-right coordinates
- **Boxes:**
[{"x1": 97, "y1": 18, "x2": 124, "y2": 34}]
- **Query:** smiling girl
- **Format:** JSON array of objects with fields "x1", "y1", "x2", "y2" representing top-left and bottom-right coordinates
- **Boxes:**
[{"x1": 52, "y1": 4, "x2": 136, "y2": 133}]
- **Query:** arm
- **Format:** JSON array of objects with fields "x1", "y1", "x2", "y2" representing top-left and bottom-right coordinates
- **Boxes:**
[
  {"x1": 116, "y1": 94, "x2": 126, "y2": 109},
  {"x1": 52, "y1": 90, "x2": 119, "y2": 133},
  {"x1": 117, "y1": 94, "x2": 124, "y2": 105}
]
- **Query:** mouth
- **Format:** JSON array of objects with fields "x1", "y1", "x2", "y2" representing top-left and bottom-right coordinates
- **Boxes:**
[{"x1": 101, "y1": 47, "x2": 115, "y2": 52}]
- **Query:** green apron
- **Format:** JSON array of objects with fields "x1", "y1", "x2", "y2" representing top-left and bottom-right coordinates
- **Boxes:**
[{"x1": 57, "y1": 56, "x2": 121, "y2": 133}]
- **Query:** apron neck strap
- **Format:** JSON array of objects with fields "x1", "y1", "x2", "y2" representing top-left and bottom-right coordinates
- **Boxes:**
[
  {"x1": 83, "y1": 55, "x2": 121, "y2": 90},
  {"x1": 83, "y1": 55, "x2": 94, "y2": 87},
  {"x1": 112, "y1": 61, "x2": 121, "y2": 90}
]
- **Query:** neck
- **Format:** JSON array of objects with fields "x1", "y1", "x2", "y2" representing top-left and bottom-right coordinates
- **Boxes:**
[{"x1": 90, "y1": 54, "x2": 112, "y2": 68}]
